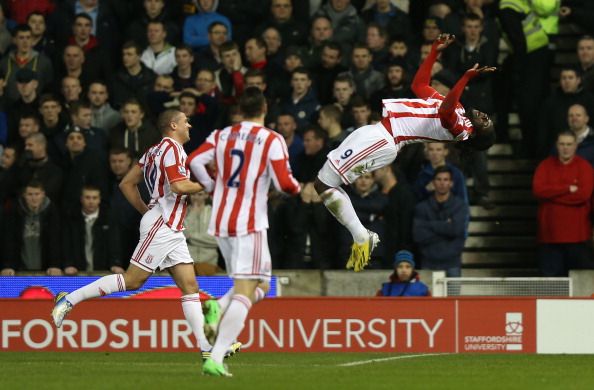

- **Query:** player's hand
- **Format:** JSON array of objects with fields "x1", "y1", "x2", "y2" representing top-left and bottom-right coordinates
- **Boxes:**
[
  {"x1": 1, "y1": 268, "x2": 15, "y2": 276},
  {"x1": 465, "y1": 63, "x2": 497, "y2": 78},
  {"x1": 63, "y1": 266, "x2": 78, "y2": 276},
  {"x1": 434, "y1": 33, "x2": 455, "y2": 51},
  {"x1": 47, "y1": 267, "x2": 63, "y2": 276}
]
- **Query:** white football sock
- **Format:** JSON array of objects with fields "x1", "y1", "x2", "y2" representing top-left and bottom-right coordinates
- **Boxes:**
[
  {"x1": 66, "y1": 274, "x2": 126, "y2": 306},
  {"x1": 181, "y1": 293, "x2": 212, "y2": 351},
  {"x1": 216, "y1": 288, "x2": 234, "y2": 312},
  {"x1": 253, "y1": 287, "x2": 266, "y2": 303},
  {"x1": 321, "y1": 187, "x2": 368, "y2": 243},
  {"x1": 211, "y1": 294, "x2": 251, "y2": 363}
]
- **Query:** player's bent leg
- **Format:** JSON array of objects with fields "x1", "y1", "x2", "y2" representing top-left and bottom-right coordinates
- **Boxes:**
[
  {"x1": 253, "y1": 281, "x2": 269, "y2": 304},
  {"x1": 168, "y1": 263, "x2": 213, "y2": 353},
  {"x1": 52, "y1": 264, "x2": 150, "y2": 328}
]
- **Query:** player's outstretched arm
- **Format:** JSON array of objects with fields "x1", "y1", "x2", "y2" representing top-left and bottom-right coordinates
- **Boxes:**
[
  {"x1": 411, "y1": 33, "x2": 455, "y2": 99},
  {"x1": 439, "y1": 63, "x2": 496, "y2": 127},
  {"x1": 120, "y1": 164, "x2": 150, "y2": 215},
  {"x1": 170, "y1": 178, "x2": 204, "y2": 195}
]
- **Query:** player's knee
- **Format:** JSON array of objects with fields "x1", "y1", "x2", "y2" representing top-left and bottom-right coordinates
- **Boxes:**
[
  {"x1": 314, "y1": 178, "x2": 331, "y2": 196},
  {"x1": 179, "y1": 278, "x2": 199, "y2": 295},
  {"x1": 123, "y1": 275, "x2": 145, "y2": 291},
  {"x1": 258, "y1": 282, "x2": 270, "y2": 295}
]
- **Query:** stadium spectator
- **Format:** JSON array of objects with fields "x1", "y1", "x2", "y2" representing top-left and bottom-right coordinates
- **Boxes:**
[
  {"x1": 88, "y1": 81, "x2": 121, "y2": 132},
  {"x1": 304, "y1": 15, "x2": 334, "y2": 69},
  {"x1": 348, "y1": 44, "x2": 385, "y2": 100},
  {"x1": 68, "y1": 100, "x2": 108, "y2": 160},
  {"x1": 565, "y1": 104, "x2": 594, "y2": 166},
  {"x1": 183, "y1": 0, "x2": 232, "y2": 50},
  {"x1": 339, "y1": 172, "x2": 387, "y2": 266},
  {"x1": 62, "y1": 185, "x2": 123, "y2": 275},
  {"x1": 261, "y1": 27, "x2": 283, "y2": 70},
  {"x1": 373, "y1": 164, "x2": 415, "y2": 267},
  {"x1": 109, "y1": 41, "x2": 156, "y2": 110},
  {"x1": 66, "y1": 13, "x2": 110, "y2": 83},
  {"x1": 126, "y1": 0, "x2": 180, "y2": 48},
  {"x1": 292, "y1": 126, "x2": 330, "y2": 268},
  {"x1": 366, "y1": 23, "x2": 390, "y2": 72},
  {"x1": 172, "y1": 45, "x2": 197, "y2": 91},
  {"x1": 332, "y1": 73, "x2": 356, "y2": 129},
  {"x1": 215, "y1": 41, "x2": 246, "y2": 105},
  {"x1": 141, "y1": 21, "x2": 176, "y2": 76},
  {"x1": 146, "y1": 74, "x2": 177, "y2": 117},
  {"x1": 0, "y1": 145, "x2": 18, "y2": 204},
  {"x1": 314, "y1": 0, "x2": 364, "y2": 50},
  {"x1": 370, "y1": 59, "x2": 413, "y2": 112},
  {"x1": 539, "y1": 67, "x2": 594, "y2": 157},
  {"x1": 49, "y1": 0, "x2": 120, "y2": 56},
  {"x1": 61, "y1": 127, "x2": 108, "y2": 213},
  {"x1": 318, "y1": 104, "x2": 346, "y2": 150},
  {"x1": 57, "y1": 45, "x2": 92, "y2": 92},
  {"x1": 109, "y1": 99, "x2": 159, "y2": 159},
  {"x1": 311, "y1": 41, "x2": 347, "y2": 105},
  {"x1": 256, "y1": 0, "x2": 307, "y2": 48},
  {"x1": 6, "y1": 0, "x2": 55, "y2": 25},
  {"x1": 9, "y1": 113, "x2": 41, "y2": 153},
  {"x1": 184, "y1": 191, "x2": 219, "y2": 276},
  {"x1": 413, "y1": 142, "x2": 469, "y2": 204},
  {"x1": 281, "y1": 67, "x2": 320, "y2": 130},
  {"x1": 443, "y1": 0, "x2": 500, "y2": 46},
  {"x1": 106, "y1": 148, "x2": 149, "y2": 262},
  {"x1": 0, "y1": 24, "x2": 53, "y2": 103},
  {"x1": 346, "y1": 96, "x2": 373, "y2": 133},
  {"x1": 178, "y1": 91, "x2": 218, "y2": 154},
  {"x1": 1, "y1": 181, "x2": 62, "y2": 276},
  {"x1": 194, "y1": 21, "x2": 228, "y2": 71},
  {"x1": 27, "y1": 11, "x2": 56, "y2": 59},
  {"x1": 361, "y1": 0, "x2": 413, "y2": 42},
  {"x1": 38, "y1": 94, "x2": 68, "y2": 162},
  {"x1": 577, "y1": 35, "x2": 594, "y2": 95},
  {"x1": 6, "y1": 69, "x2": 40, "y2": 135},
  {"x1": 244, "y1": 69, "x2": 280, "y2": 128},
  {"x1": 16, "y1": 133, "x2": 63, "y2": 203},
  {"x1": 413, "y1": 166, "x2": 469, "y2": 277},
  {"x1": 60, "y1": 76, "x2": 82, "y2": 105},
  {"x1": 533, "y1": 131, "x2": 594, "y2": 276},
  {"x1": 376, "y1": 250, "x2": 430, "y2": 297},
  {"x1": 217, "y1": 0, "x2": 266, "y2": 48},
  {"x1": 276, "y1": 113, "x2": 303, "y2": 171}
]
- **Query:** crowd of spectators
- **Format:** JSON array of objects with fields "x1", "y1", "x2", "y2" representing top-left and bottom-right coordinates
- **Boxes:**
[{"x1": 0, "y1": 0, "x2": 592, "y2": 278}]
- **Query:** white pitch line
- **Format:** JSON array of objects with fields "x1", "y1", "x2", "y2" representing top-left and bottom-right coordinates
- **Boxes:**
[{"x1": 337, "y1": 353, "x2": 448, "y2": 367}]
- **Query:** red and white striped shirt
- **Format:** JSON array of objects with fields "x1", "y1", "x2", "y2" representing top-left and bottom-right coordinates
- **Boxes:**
[
  {"x1": 188, "y1": 121, "x2": 300, "y2": 237},
  {"x1": 380, "y1": 96, "x2": 473, "y2": 147},
  {"x1": 139, "y1": 137, "x2": 189, "y2": 231}
]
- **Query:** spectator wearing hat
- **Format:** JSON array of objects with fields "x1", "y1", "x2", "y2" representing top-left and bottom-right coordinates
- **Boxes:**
[
  {"x1": 376, "y1": 250, "x2": 430, "y2": 297},
  {"x1": 7, "y1": 68, "x2": 41, "y2": 135},
  {"x1": 0, "y1": 24, "x2": 53, "y2": 103},
  {"x1": 413, "y1": 166, "x2": 468, "y2": 277}
]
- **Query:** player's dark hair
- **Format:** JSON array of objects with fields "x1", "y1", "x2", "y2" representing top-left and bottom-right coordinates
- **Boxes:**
[
  {"x1": 239, "y1": 87, "x2": 266, "y2": 118},
  {"x1": 157, "y1": 109, "x2": 183, "y2": 134}
]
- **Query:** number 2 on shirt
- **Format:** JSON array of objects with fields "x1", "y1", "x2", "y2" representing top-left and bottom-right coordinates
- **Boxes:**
[{"x1": 227, "y1": 149, "x2": 244, "y2": 188}]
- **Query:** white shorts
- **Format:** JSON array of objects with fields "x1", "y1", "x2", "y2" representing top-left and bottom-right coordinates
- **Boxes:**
[
  {"x1": 317, "y1": 123, "x2": 397, "y2": 186},
  {"x1": 130, "y1": 207, "x2": 193, "y2": 273},
  {"x1": 216, "y1": 230, "x2": 271, "y2": 282}
]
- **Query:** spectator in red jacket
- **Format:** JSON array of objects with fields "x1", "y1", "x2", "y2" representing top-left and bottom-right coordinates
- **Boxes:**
[{"x1": 532, "y1": 131, "x2": 594, "y2": 276}]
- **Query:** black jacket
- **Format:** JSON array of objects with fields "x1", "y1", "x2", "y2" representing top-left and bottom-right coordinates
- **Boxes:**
[
  {"x1": 109, "y1": 64, "x2": 157, "y2": 110},
  {"x1": 61, "y1": 148, "x2": 108, "y2": 212},
  {"x1": 61, "y1": 205, "x2": 122, "y2": 271},
  {"x1": 2, "y1": 197, "x2": 61, "y2": 271}
]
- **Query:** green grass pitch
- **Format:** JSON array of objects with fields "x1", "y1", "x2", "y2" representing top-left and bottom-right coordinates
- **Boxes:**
[{"x1": 2, "y1": 352, "x2": 594, "y2": 389}]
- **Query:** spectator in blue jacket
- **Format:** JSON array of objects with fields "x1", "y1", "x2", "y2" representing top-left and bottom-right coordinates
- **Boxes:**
[
  {"x1": 183, "y1": 0, "x2": 232, "y2": 50},
  {"x1": 376, "y1": 250, "x2": 430, "y2": 297},
  {"x1": 280, "y1": 67, "x2": 320, "y2": 130},
  {"x1": 413, "y1": 142, "x2": 468, "y2": 204},
  {"x1": 413, "y1": 166, "x2": 468, "y2": 277}
]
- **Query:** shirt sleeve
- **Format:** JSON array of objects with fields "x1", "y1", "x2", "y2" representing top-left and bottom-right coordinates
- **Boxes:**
[
  {"x1": 163, "y1": 144, "x2": 188, "y2": 184},
  {"x1": 268, "y1": 135, "x2": 300, "y2": 195}
]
